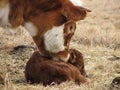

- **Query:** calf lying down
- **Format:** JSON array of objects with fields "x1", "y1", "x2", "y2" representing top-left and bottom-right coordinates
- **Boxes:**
[{"x1": 25, "y1": 49, "x2": 90, "y2": 86}]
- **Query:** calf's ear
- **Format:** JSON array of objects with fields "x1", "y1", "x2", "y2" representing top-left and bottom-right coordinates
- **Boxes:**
[{"x1": 62, "y1": 5, "x2": 91, "y2": 21}]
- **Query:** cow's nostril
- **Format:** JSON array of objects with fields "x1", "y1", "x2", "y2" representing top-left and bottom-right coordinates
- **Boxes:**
[{"x1": 70, "y1": 26, "x2": 73, "y2": 30}]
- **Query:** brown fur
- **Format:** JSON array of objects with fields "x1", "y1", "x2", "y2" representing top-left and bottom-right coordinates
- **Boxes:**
[
  {"x1": 69, "y1": 49, "x2": 87, "y2": 77},
  {"x1": 0, "y1": 0, "x2": 8, "y2": 8},
  {"x1": 9, "y1": 0, "x2": 24, "y2": 27},
  {"x1": 25, "y1": 49, "x2": 89, "y2": 86}
]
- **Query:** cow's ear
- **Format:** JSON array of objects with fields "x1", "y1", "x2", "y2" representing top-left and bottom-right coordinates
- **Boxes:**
[{"x1": 62, "y1": 5, "x2": 91, "y2": 21}]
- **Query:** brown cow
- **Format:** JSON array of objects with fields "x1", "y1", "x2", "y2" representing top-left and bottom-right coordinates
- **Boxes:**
[{"x1": 0, "y1": 0, "x2": 90, "y2": 62}]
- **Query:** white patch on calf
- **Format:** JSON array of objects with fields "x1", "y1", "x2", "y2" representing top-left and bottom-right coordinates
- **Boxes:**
[
  {"x1": 24, "y1": 22, "x2": 38, "y2": 37},
  {"x1": 70, "y1": 0, "x2": 83, "y2": 6},
  {"x1": 0, "y1": 4, "x2": 10, "y2": 27},
  {"x1": 44, "y1": 25, "x2": 65, "y2": 53}
]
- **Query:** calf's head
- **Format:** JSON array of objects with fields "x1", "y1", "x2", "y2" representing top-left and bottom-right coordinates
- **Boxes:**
[{"x1": 64, "y1": 21, "x2": 76, "y2": 48}]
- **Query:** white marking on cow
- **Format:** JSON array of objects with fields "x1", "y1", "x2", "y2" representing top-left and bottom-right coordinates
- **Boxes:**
[
  {"x1": 52, "y1": 53, "x2": 70, "y2": 62},
  {"x1": 70, "y1": 0, "x2": 83, "y2": 6},
  {"x1": 24, "y1": 22, "x2": 38, "y2": 37},
  {"x1": 60, "y1": 53, "x2": 70, "y2": 62},
  {"x1": 44, "y1": 24, "x2": 65, "y2": 53},
  {"x1": 0, "y1": 3, "x2": 10, "y2": 27}
]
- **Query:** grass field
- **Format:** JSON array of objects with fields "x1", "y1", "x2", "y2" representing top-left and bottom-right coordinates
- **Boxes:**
[{"x1": 0, "y1": 0, "x2": 120, "y2": 90}]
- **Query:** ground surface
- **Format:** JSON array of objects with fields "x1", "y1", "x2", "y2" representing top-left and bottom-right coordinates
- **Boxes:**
[{"x1": 0, "y1": 0, "x2": 120, "y2": 90}]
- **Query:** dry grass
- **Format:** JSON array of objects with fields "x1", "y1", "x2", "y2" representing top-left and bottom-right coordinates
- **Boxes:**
[
  {"x1": 0, "y1": 0, "x2": 120, "y2": 90},
  {"x1": 74, "y1": 0, "x2": 120, "y2": 49}
]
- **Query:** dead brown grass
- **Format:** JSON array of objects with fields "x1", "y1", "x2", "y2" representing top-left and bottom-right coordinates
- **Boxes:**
[{"x1": 0, "y1": 0, "x2": 120, "y2": 90}]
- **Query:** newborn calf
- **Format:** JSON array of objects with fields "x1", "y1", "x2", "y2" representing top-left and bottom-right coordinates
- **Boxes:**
[{"x1": 25, "y1": 49, "x2": 89, "y2": 86}]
